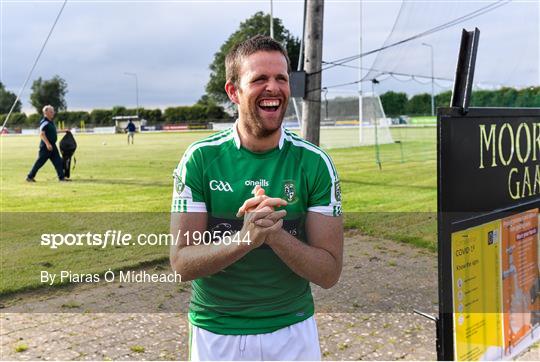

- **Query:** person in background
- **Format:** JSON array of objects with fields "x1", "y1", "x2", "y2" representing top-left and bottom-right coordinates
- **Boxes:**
[
  {"x1": 26, "y1": 105, "x2": 68, "y2": 182},
  {"x1": 125, "y1": 119, "x2": 136, "y2": 144}
]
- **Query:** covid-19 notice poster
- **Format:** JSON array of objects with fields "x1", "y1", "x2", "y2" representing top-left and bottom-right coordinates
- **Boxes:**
[
  {"x1": 451, "y1": 208, "x2": 540, "y2": 361},
  {"x1": 452, "y1": 220, "x2": 503, "y2": 361},
  {"x1": 501, "y1": 209, "x2": 540, "y2": 358}
]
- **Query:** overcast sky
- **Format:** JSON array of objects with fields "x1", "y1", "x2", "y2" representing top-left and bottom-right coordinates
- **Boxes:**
[{"x1": 1, "y1": 0, "x2": 538, "y2": 114}]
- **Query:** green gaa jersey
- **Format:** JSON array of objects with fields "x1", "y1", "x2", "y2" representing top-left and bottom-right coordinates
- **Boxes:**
[{"x1": 171, "y1": 123, "x2": 342, "y2": 335}]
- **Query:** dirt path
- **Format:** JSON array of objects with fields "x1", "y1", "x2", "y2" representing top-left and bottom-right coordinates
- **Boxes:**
[{"x1": 1, "y1": 232, "x2": 538, "y2": 360}]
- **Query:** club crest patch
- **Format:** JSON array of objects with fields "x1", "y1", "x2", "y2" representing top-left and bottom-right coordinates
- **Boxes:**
[
  {"x1": 174, "y1": 174, "x2": 185, "y2": 194},
  {"x1": 283, "y1": 180, "x2": 297, "y2": 203},
  {"x1": 335, "y1": 180, "x2": 342, "y2": 202}
]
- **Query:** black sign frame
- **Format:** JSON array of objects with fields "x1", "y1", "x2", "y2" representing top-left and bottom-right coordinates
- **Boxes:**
[{"x1": 437, "y1": 106, "x2": 540, "y2": 360}]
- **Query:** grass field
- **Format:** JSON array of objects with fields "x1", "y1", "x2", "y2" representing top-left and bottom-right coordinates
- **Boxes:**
[
  {"x1": 1, "y1": 127, "x2": 437, "y2": 294},
  {"x1": 409, "y1": 116, "x2": 437, "y2": 124}
]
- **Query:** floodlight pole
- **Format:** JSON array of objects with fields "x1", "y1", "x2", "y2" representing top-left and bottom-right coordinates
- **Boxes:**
[
  {"x1": 124, "y1": 72, "x2": 139, "y2": 119},
  {"x1": 270, "y1": 0, "x2": 274, "y2": 38},
  {"x1": 291, "y1": 0, "x2": 307, "y2": 130},
  {"x1": 422, "y1": 42, "x2": 435, "y2": 116},
  {"x1": 358, "y1": 0, "x2": 363, "y2": 144}
]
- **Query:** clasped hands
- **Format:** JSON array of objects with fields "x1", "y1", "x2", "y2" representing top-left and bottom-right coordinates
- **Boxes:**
[{"x1": 236, "y1": 185, "x2": 287, "y2": 248}]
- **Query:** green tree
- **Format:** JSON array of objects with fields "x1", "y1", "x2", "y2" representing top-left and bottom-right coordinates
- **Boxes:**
[
  {"x1": 515, "y1": 86, "x2": 540, "y2": 107},
  {"x1": 205, "y1": 11, "x2": 301, "y2": 104},
  {"x1": 495, "y1": 87, "x2": 518, "y2": 107},
  {"x1": 139, "y1": 108, "x2": 163, "y2": 124},
  {"x1": 27, "y1": 113, "x2": 41, "y2": 126},
  {"x1": 196, "y1": 94, "x2": 216, "y2": 108},
  {"x1": 90, "y1": 109, "x2": 113, "y2": 126},
  {"x1": 0, "y1": 82, "x2": 21, "y2": 114},
  {"x1": 163, "y1": 105, "x2": 204, "y2": 123},
  {"x1": 406, "y1": 93, "x2": 431, "y2": 115},
  {"x1": 196, "y1": 95, "x2": 227, "y2": 120},
  {"x1": 380, "y1": 91, "x2": 408, "y2": 116},
  {"x1": 435, "y1": 90, "x2": 452, "y2": 109},
  {"x1": 55, "y1": 111, "x2": 90, "y2": 128},
  {"x1": 205, "y1": 104, "x2": 227, "y2": 120},
  {"x1": 0, "y1": 113, "x2": 26, "y2": 126},
  {"x1": 30, "y1": 76, "x2": 68, "y2": 114},
  {"x1": 470, "y1": 90, "x2": 493, "y2": 107},
  {"x1": 111, "y1": 106, "x2": 128, "y2": 117}
]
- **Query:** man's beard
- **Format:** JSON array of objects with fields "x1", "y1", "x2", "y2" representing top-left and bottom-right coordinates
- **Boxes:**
[{"x1": 241, "y1": 98, "x2": 288, "y2": 138}]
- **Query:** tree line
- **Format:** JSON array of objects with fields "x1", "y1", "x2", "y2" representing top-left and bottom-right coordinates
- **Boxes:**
[
  {"x1": 3, "y1": 86, "x2": 539, "y2": 128},
  {"x1": 1, "y1": 103, "x2": 229, "y2": 128},
  {"x1": 0, "y1": 78, "x2": 229, "y2": 128},
  {"x1": 380, "y1": 87, "x2": 540, "y2": 117}
]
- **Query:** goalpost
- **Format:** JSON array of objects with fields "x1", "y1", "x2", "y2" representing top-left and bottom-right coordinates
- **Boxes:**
[{"x1": 318, "y1": 93, "x2": 394, "y2": 150}]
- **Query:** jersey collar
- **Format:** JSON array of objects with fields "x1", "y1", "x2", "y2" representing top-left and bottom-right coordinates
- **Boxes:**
[{"x1": 233, "y1": 120, "x2": 285, "y2": 150}]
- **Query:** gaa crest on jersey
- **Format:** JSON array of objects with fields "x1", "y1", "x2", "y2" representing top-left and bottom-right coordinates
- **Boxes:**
[
  {"x1": 283, "y1": 180, "x2": 297, "y2": 203},
  {"x1": 174, "y1": 174, "x2": 185, "y2": 194}
]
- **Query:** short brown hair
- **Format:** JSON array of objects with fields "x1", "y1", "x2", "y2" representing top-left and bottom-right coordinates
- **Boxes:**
[{"x1": 225, "y1": 35, "x2": 291, "y2": 86}]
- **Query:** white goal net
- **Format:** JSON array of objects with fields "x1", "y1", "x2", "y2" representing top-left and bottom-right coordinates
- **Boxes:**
[{"x1": 317, "y1": 94, "x2": 394, "y2": 149}]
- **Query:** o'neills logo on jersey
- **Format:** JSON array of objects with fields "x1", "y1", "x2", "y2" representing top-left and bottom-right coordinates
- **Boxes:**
[
  {"x1": 209, "y1": 180, "x2": 233, "y2": 192},
  {"x1": 244, "y1": 179, "x2": 269, "y2": 187}
]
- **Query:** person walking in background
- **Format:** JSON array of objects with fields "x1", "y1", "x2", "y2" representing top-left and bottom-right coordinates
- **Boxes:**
[
  {"x1": 125, "y1": 119, "x2": 136, "y2": 144},
  {"x1": 26, "y1": 105, "x2": 68, "y2": 182}
]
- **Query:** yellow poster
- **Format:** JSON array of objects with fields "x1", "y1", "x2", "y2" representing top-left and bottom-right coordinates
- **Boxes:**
[
  {"x1": 452, "y1": 220, "x2": 504, "y2": 361},
  {"x1": 501, "y1": 209, "x2": 540, "y2": 358}
]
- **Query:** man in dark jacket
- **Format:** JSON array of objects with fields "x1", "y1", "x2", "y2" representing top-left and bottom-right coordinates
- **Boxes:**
[
  {"x1": 125, "y1": 119, "x2": 136, "y2": 144},
  {"x1": 26, "y1": 105, "x2": 68, "y2": 182}
]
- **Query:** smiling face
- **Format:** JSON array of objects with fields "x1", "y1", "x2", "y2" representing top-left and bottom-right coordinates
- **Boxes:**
[{"x1": 226, "y1": 51, "x2": 290, "y2": 138}]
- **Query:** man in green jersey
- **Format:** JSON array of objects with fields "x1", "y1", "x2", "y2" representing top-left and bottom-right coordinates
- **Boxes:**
[{"x1": 170, "y1": 35, "x2": 343, "y2": 361}]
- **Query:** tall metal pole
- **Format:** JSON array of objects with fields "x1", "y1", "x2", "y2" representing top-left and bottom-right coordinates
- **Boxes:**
[
  {"x1": 301, "y1": 0, "x2": 324, "y2": 145},
  {"x1": 358, "y1": 0, "x2": 363, "y2": 144},
  {"x1": 124, "y1": 72, "x2": 139, "y2": 119},
  {"x1": 291, "y1": 0, "x2": 307, "y2": 129},
  {"x1": 372, "y1": 79, "x2": 381, "y2": 170},
  {"x1": 135, "y1": 75, "x2": 139, "y2": 119},
  {"x1": 270, "y1": 0, "x2": 274, "y2": 39},
  {"x1": 422, "y1": 42, "x2": 435, "y2": 116}
]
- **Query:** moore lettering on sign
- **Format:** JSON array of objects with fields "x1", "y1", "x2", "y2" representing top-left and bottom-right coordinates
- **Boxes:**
[{"x1": 439, "y1": 108, "x2": 539, "y2": 214}]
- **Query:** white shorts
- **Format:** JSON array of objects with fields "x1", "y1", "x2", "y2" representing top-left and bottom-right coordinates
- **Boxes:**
[{"x1": 189, "y1": 316, "x2": 321, "y2": 361}]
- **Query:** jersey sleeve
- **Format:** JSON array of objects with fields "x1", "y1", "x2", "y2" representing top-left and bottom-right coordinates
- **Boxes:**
[
  {"x1": 171, "y1": 147, "x2": 207, "y2": 213},
  {"x1": 39, "y1": 121, "x2": 49, "y2": 132},
  {"x1": 307, "y1": 153, "x2": 342, "y2": 217}
]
